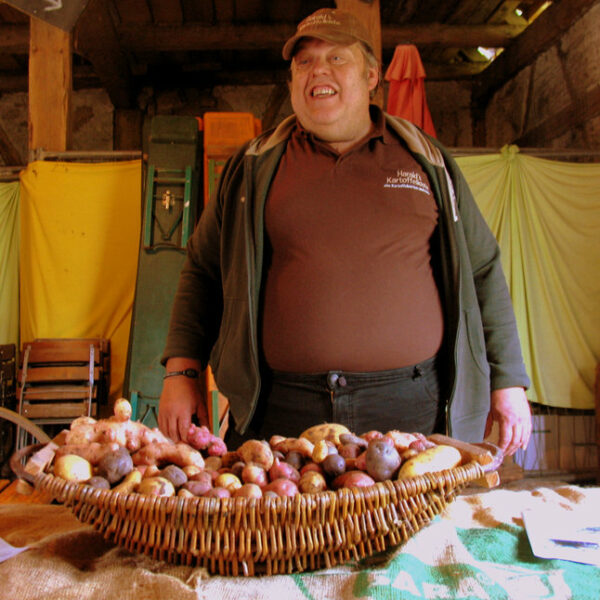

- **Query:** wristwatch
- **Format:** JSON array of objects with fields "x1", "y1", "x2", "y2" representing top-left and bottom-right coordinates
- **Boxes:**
[{"x1": 163, "y1": 368, "x2": 199, "y2": 380}]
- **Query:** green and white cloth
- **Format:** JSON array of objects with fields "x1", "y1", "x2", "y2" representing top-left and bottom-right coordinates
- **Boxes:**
[{"x1": 1, "y1": 480, "x2": 599, "y2": 599}]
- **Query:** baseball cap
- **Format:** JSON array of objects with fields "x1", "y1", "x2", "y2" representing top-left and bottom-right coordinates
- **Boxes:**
[{"x1": 282, "y1": 8, "x2": 375, "y2": 60}]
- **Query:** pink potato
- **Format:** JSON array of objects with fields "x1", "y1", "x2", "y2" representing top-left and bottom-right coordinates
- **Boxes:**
[
  {"x1": 331, "y1": 470, "x2": 376, "y2": 490},
  {"x1": 241, "y1": 464, "x2": 269, "y2": 487},
  {"x1": 268, "y1": 458, "x2": 301, "y2": 483},
  {"x1": 264, "y1": 477, "x2": 299, "y2": 498}
]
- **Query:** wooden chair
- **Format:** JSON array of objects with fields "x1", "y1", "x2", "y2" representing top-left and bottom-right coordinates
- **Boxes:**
[{"x1": 16, "y1": 338, "x2": 110, "y2": 449}]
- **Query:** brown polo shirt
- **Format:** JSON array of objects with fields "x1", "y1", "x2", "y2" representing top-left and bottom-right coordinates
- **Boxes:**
[{"x1": 261, "y1": 111, "x2": 444, "y2": 372}]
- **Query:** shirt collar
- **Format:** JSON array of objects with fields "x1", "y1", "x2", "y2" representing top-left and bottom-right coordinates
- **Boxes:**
[{"x1": 293, "y1": 104, "x2": 388, "y2": 151}]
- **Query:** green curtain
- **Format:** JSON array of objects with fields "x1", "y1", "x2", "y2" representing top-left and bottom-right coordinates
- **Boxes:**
[
  {"x1": 0, "y1": 180, "x2": 20, "y2": 348},
  {"x1": 457, "y1": 145, "x2": 600, "y2": 410}
]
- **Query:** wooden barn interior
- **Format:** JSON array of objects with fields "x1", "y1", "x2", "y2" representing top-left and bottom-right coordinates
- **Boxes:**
[{"x1": 0, "y1": 0, "x2": 599, "y2": 596}]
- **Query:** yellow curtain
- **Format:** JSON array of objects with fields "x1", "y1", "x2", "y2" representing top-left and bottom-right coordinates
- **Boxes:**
[
  {"x1": 457, "y1": 146, "x2": 600, "y2": 409},
  {"x1": 19, "y1": 161, "x2": 142, "y2": 403},
  {"x1": 0, "y1": 181, "x2": 20, "y2": 347}
]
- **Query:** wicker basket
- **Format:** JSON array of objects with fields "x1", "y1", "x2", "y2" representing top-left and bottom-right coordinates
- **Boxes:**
[{"x1": 12, "y1": 443, "x2": 486, "y2": 576}]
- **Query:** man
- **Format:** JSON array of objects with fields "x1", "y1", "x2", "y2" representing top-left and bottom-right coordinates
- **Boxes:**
[{"x1": 158, "y1": 8, "x2": 532, "y2": 456}]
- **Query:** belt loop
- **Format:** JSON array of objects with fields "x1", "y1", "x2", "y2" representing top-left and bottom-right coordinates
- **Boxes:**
[{"x1": 412, "y1": 365, "x2": 422, "y2": 380}]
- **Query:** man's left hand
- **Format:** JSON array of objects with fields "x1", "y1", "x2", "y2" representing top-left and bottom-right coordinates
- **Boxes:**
[{"x1": 485, "y1": 387, "x2": 532, "y2": 456}]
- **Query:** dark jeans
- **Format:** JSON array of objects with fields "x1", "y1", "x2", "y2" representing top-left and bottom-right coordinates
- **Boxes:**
[{"x1": 225, "y1": 355, "x2": 444, "y2": 446}]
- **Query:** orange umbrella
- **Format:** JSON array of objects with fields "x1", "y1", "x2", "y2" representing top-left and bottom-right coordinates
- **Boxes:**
[{"x1": 384, "y1": 44, "x2": 436, "y2": 138}]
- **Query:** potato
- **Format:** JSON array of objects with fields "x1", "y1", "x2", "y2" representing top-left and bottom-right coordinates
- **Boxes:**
[
  {"x1": 241, "y1": 464, "x2": 268, "y2": 487},
  {"x1": 214, "y1": 472, "x2": 242, "y2": 493},
  {"x1": 206, "y1": 487, "x2": 231, "y2": 498},
  {"x1": 160, "y1": 464, "x2": 188, "y2": 488},
  {"x1": 397, "y1": 444, "x2": 462, "y2": 479},
  {"x1": 383, "y1": 430, "x2": 418, "y2": 451},
  {"x1": 112, "y1": 468, "x2": 142, "y2": 494},
  {"x1": 203, "y1": 456, "x2": 222, "y2": 471},
  {"x1": 331, "y1": 470, "x2": 376, "y2": 490},
  {"x1": 312, "y1": 439, "x2": 337, "y2": 463},
  {"x1": 284, "y1": 451, "x2": 304, "y2": 471},
  {"x1": 300, "y1": 462, "x2": 323, "y2": 476},
  {"x1": 321, "y1": 453, "x2": 346, "y2": 478},
  {"x1": 237, "y1": 439, "x2": 274, "y2": 470},
  {"x1": 113, "y1": 397, "x2": 132, "y2": 421},
  {"x1": 264, "y1": 477, "x2": 299, "y2": 498},
  {"x1": 183, "y1": 478, "x2": 213, "y2": 496},
  {"x1": 365, "y1": 439, "x2": 401, "y2": 481},
  {"x1": 183, "y1": 465, "x2": 203, "y2": 478},
  {"x1": 338, "y1": 443, "x2": 361, "y2": 459},
  {"x1": 300, "y1": 423, "x2": 350, "y2": 446},
  {"x1": 137, "y1": 476, "x2": 176, "y2": 497},
  {"x1": 298, "y1": 471, "x2": 327, "y2": 494},
  {"x1": 268, "y1": 458, "x2": 300, "y2": 483},
  {"x1": 272, "y1": 437, "x2": 314, "y2": 458},
  {"x1": 54, "y1": 454, "x2": 93, "y2": 483},
  {"x1": 97, "y1": 446, "x2": 134, "y2": 484},
  {"x1": 339, "y1": 432, "x2": 368, "y2": 449},
  {"x1": 233, "y1": 483, "x2": 263, "y2": 499},
  {"x1": 87, "y1": 475, "x2": 110, "y2": 490}
]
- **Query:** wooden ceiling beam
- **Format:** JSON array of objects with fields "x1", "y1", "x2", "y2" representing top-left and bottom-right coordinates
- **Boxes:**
[
  {"x1": 74, "y1": 0, "x2": 134, "y2": 108},
  {"x1": 473, "y1": 0, "x2": 600, "y2": 105},
  {"x1": 115, "y1": 22, "x2": 526, "y2": 52}
]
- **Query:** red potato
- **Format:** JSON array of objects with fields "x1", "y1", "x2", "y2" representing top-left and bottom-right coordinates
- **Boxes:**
[
  {"x1": 206, "y1": 487, "x2": 231, "y2": 499},
  {"x1": 361, "y1": 430, "x2": 384, "y2": 443},
  {"x1": 241, "y1": 464, "x2": 269, "y2": 487},
  {"x1": 338, "y1": 443, "x2": 361, "y2": 460},
  {"x1": 233, "y1": 483, "x2": 263, "y2": 499},
  {"x1": 383, "y1": 430, "x2": 418, "y2": 451},
  {"x1": 183, "y1": 478, "x2": 213, "y2": 496},
  {"x1": 264, "y1": 477, "x2": 299, "y2": 497},
  {"x1": 331, "y1": 470, "x2": 376, "y2": 490},
  {"x1": 354, "y1": 451, "x2": 367, "y2": 472},
  {"x1": 300, "y1": 462, "x2": 324, "y2": 476},
  {"x1": 268, "y1": 458, "x2": 301, "y2": 483}
]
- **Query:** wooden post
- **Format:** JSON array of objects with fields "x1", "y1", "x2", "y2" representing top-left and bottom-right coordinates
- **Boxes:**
[
  {"x1": 336, "y1": 0, "x2": 384, "y2": 108},
  {"x1": 28, "y1": 17, "x2": 72, "y2": 158}
]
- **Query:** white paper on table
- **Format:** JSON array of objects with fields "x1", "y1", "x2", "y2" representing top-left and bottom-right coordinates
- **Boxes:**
[
  {"x1": 0, "y1": 537, "x2": 29, "y2": 563},
  {"x1": 523, "y1": 507, "x2": 600, "y2": 566}
]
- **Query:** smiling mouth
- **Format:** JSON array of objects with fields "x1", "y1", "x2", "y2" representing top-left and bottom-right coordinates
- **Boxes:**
[{"x1": 310, "y1": 86, "x2": 336, "y2": 98}]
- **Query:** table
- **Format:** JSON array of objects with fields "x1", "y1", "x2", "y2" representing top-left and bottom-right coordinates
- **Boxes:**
[{"x1": 1, "y1": 477, "x2": 599, "y2": 600}]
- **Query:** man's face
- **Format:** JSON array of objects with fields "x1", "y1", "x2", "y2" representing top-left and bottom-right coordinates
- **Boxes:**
[{"x1": 290, "y1": 38, "x2": 379, "y2": 149}]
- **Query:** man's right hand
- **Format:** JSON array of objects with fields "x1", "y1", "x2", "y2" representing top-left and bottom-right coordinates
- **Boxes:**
[{"x1": 158, "y1": 358, "x2": 208, "y2": 442}]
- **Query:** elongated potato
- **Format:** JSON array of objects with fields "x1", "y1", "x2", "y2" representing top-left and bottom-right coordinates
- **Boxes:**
[
  {"x1": 397, "y1": 444, "x2": 462, "y2": 479},
  {"x1": 300, "y1": 423, "x2": 350, "y2": 446}
]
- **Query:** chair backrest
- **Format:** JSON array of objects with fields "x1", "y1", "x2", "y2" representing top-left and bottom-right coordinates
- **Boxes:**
[{"x1": 18, "y1": 338, "x2": 110, "y2": 421}]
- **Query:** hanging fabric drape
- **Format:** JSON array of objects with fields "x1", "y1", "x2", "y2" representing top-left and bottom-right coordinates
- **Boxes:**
[
  {"x1": 384, "y1": 44, "x2": 436, "y2": 137},
  {"x1": 0, "y1": 181, "x2": 20, "y2": 347},
  {"x1": 457, "y1": 146, "x2": 600, "y2": 410},
  {"x1": 19, "y1": 160, "x2": 142, "y2": 402}
]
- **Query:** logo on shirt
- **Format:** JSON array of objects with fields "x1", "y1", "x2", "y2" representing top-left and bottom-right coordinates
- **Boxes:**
[{"x1": 384, "y1": 170, "x2": 431, "y2": 195}]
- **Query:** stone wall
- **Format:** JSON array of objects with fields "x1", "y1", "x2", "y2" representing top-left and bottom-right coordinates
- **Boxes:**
[{"x1": 485, "y1": 2, "x2": 600, "y2": 150}]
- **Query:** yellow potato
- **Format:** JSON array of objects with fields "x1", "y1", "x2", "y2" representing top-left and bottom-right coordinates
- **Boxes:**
[
  {"x1": 137, "y1": 476, "x2": 176, "y2": 497},
  {"x1": 54, "y1": 454, "x2": 92, "y2": 483},
  {"x1": 397, "y1": 444, "x2": 462, "y2": 479},
  {"x1": 300, "y1": 423, "x2": 350, "y2": 446},
  {"x1": 112, "y1": 468, "x2": 142, "y2": 494}
]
